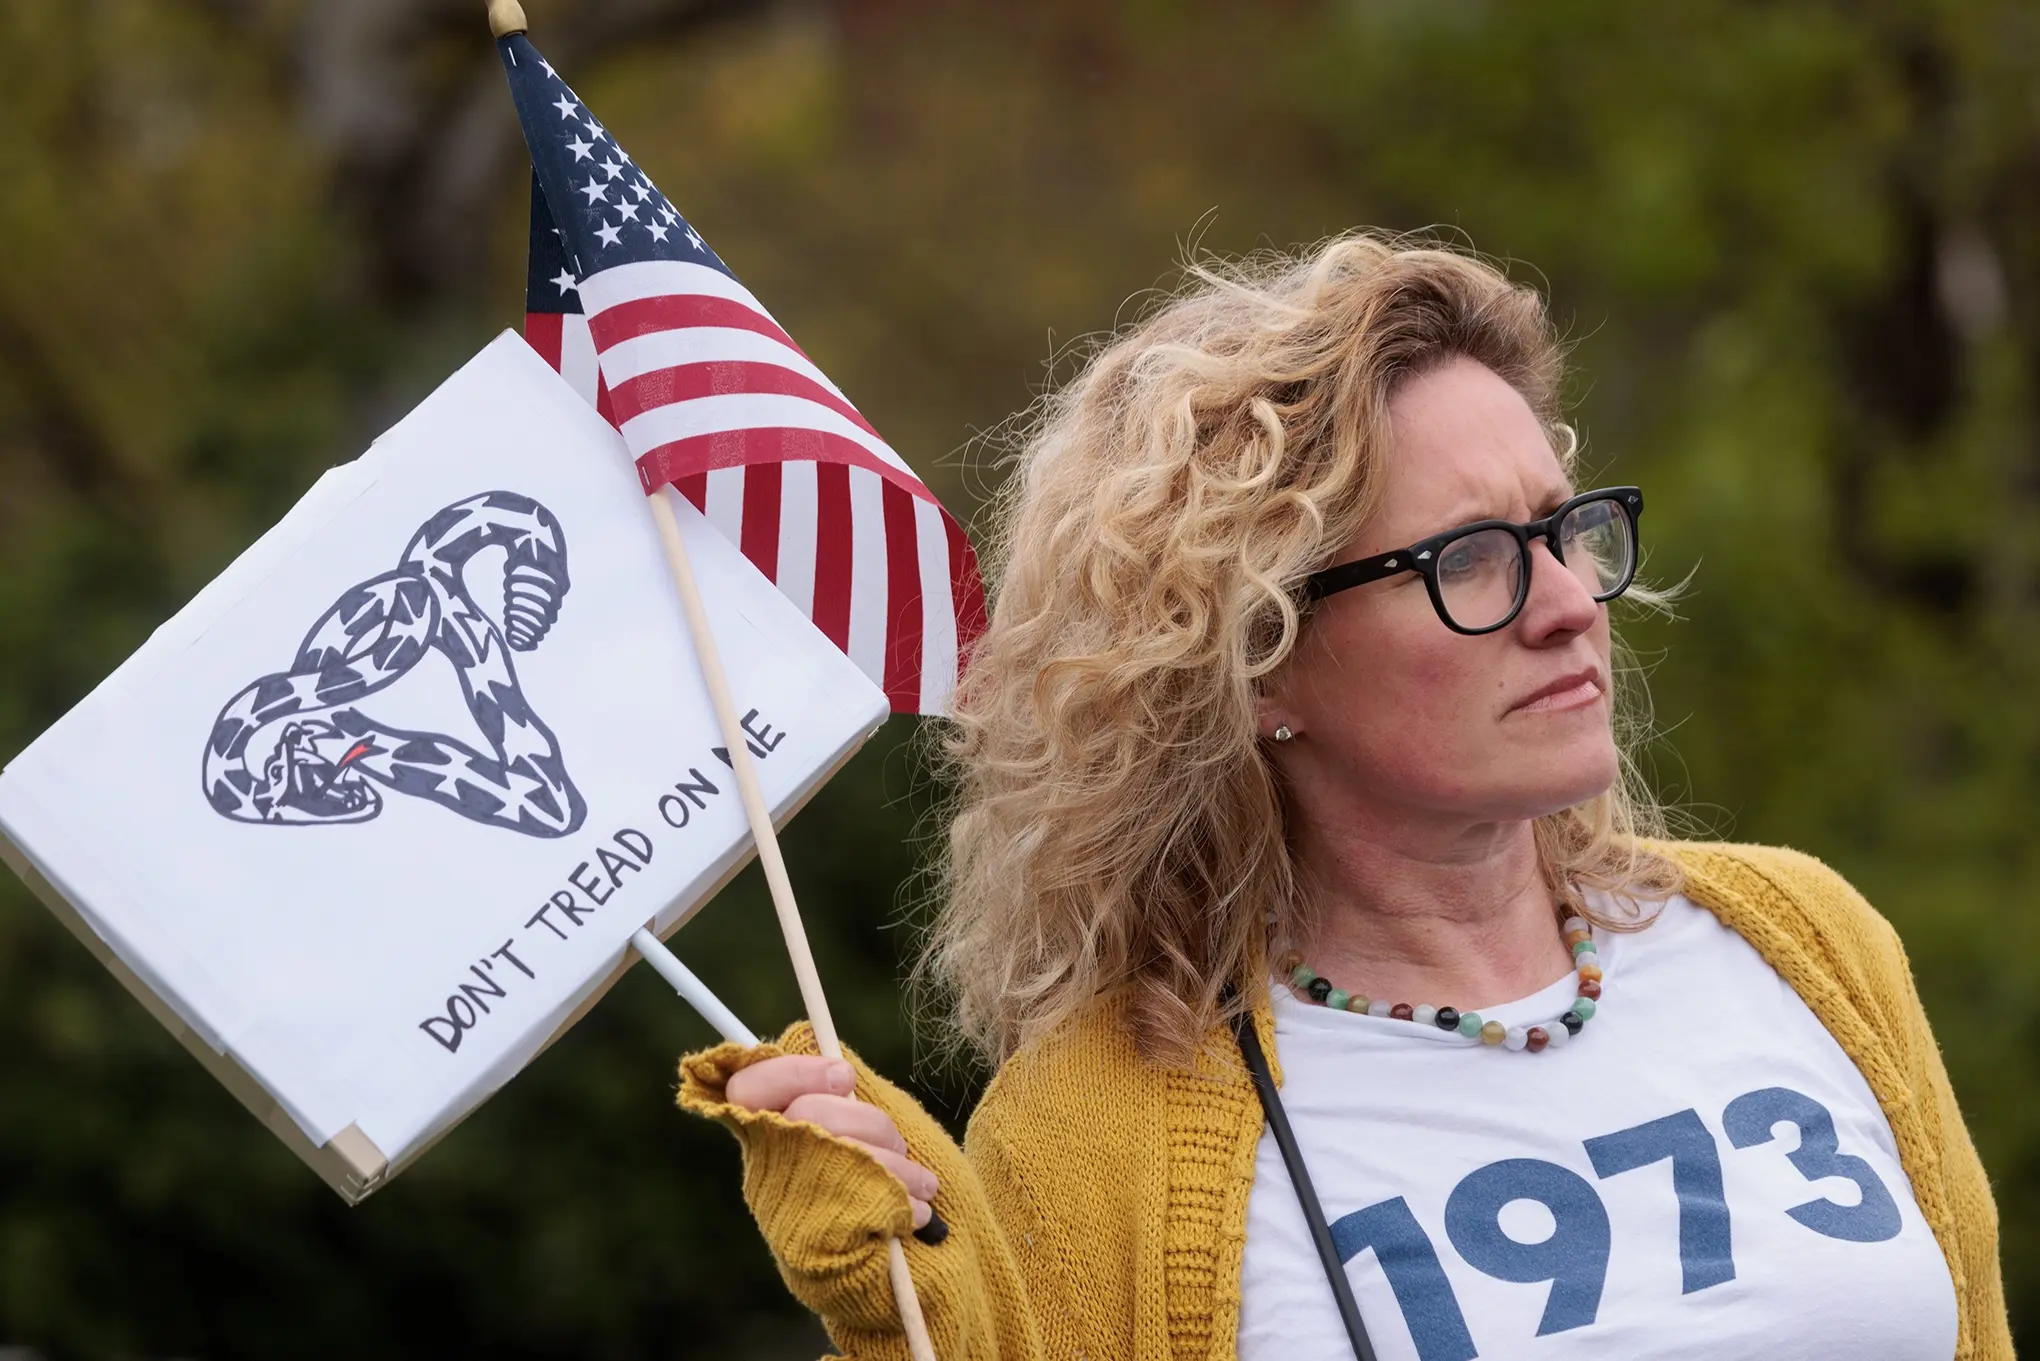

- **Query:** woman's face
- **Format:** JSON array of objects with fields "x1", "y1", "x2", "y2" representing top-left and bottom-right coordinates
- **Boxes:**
[{"x1": 1261, "y1": 356, "x2": 1619, "y2": 832}]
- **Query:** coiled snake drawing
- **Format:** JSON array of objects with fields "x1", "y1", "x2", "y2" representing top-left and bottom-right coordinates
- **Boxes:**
[{"x1": 202, "y1": 491, "x2": 588, "y2": 838}]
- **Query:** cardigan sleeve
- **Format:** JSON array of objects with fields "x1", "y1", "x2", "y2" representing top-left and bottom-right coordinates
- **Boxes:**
[
  {"x1": 1706, "y1": 842, "x2": 2015, "y2": 1361},
  {"x1": 1883, "y1": 920, "x2": 2013, "y2": 1360},
  {"x1": 677, "y1": 1023, "x2": 1045, "y2": 1361}
]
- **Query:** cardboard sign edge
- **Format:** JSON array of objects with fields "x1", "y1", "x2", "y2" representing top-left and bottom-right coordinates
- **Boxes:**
[
  {"x1": 0, "y1": 829, "x2": 389, "y2": 1202},
  {"x1": 0, "y1": 719, "x2": 880, "y2": 1206}
]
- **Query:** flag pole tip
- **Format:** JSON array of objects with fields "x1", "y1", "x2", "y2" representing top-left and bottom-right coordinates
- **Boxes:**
[{"x1": 487, "y1": 0, "x2": 528, "y2": 38}]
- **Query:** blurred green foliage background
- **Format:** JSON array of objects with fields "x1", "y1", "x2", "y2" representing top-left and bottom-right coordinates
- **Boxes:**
[{"x1": 2, "y1": 0, "x2": 2036, "y2": 1355}]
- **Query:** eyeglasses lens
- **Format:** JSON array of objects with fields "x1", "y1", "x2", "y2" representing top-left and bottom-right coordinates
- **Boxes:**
[
  {"x1": 1558, "y1": 497, "x2": 1635, "y2": 599},
  {"x1": 1435, "y1": 527, "x2": 1524, "y2": 631}
]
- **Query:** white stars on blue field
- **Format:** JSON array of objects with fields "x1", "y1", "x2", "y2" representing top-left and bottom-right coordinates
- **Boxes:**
[{"x1": 503, "y1": 33, "x2": 729, "y2": 278}]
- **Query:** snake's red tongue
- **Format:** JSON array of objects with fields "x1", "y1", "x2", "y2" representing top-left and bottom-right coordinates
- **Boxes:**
[{"x1": 337, "y1": 740, "x2": 376, "y2": 768}]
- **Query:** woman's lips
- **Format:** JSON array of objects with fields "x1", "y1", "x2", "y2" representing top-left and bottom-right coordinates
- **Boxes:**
[{"x1": 1513, "y1": 675, "x2": 1603, "y2": 713}]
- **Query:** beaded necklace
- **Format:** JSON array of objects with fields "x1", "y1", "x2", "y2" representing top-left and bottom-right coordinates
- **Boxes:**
[{"x1": 1279, "y1": 914, "x2": 1602, "y2": 1054}]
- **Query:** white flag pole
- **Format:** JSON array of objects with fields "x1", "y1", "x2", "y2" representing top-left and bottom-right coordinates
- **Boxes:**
[
  {"x1": 644, "y1": 489, "x2": 940, "y2": 1361},
  {"x1": 631, "y1": 928, "x2": 758, "y2": 1048}
]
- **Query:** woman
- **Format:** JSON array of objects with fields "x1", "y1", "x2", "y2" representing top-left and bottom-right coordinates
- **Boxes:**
[{"x1": 678, "y1": 235, "x2": 2009, "y2": 1359}]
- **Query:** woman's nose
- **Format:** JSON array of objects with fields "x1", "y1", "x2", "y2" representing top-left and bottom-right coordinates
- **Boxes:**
[{"x1": 1518, "y1": 537, "x2": 1600, "y2": 638}]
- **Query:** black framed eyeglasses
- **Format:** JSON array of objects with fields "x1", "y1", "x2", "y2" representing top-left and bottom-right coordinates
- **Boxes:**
[{"x1": 1302, "y1": 486, "x2": 1644, "y2": 635}]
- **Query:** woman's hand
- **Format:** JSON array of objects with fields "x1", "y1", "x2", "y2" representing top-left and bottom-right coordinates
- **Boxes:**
[{"x1": 724, "y1": 1054, "x2": 941, "y2": 1230}]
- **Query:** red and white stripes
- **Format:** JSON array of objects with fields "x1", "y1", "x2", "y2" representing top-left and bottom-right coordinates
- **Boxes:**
[{"x1": 528, "y1": 259, "x2": 983, "y2": 716}]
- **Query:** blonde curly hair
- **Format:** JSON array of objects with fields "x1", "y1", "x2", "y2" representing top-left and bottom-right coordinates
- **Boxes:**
[{"x1": 926, "y1": 232, "x2": 1681, "y2": 1067}]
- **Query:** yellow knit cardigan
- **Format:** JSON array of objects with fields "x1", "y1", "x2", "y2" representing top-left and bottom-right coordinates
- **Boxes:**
[{"x1": 679, "y1": 842, "x2": 2012, "y2": 1360}]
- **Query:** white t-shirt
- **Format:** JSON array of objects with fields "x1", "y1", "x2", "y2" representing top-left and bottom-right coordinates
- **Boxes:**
[{"x1": 1237, "y1": 892, "x2": 1957, "y2": 1361}]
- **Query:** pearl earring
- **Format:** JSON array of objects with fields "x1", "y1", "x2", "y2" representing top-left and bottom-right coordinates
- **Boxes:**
[{"x1": 1273, "y1": 725, "x2": 1294, "y2": 742}]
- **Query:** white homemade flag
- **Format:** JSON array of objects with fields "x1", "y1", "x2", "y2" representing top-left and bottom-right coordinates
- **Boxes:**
[{"x1": 0, "y1": 333, "x2": 888, "y2": 1200}]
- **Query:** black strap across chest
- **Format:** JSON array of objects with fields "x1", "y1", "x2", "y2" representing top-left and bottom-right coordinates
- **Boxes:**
[{"x1": 1228, "y1": 1003, "x2": 1379, "y2": 1361}]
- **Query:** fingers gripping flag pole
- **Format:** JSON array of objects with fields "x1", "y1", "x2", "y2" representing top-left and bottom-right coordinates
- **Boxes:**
[{"x1": 491, "y1": 4, "x2": 950, "y2": 1355}]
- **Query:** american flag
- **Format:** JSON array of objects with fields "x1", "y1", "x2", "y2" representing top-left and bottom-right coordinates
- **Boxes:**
[{"x1": 499, "y1": 33, "x2": 984, "y2": 716}]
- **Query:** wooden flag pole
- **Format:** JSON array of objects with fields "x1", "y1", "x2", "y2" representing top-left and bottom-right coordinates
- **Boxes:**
[
  {"x1": 487, "y1": 0, "x2": 528, "y2": 39},
  {"x1": 645, "y1": 490, "x2": 939, "y2": 1361},
  {"x1": 646, "y1": 489, "x2": 844, "y2": 1052},
  {"x1": 487, "y1": 6, "x2": 936, "y2": 1346}
]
